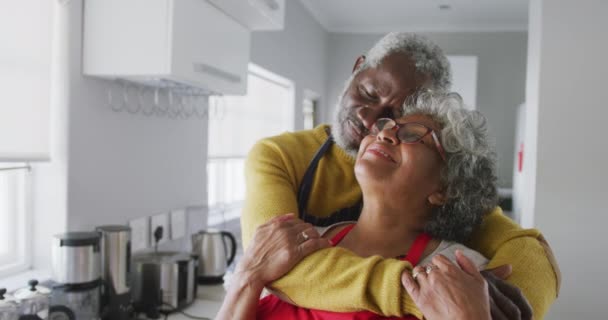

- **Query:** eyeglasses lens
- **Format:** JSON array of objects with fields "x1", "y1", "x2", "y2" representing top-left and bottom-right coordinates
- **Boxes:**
[
  {"x1": 372, "y1": 118, "x2": 395, "y2": 134},
  {"x1": 397, "y1": 124, "x2": 429, "y2": 143}
]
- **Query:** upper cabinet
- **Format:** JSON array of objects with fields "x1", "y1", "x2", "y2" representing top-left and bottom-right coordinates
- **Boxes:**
[
  {"x1": 83, "y1": 0, "x2": 251, "y2": 95},
  {"x1": 207, "y1": 0, "x2": 285, "y2": 30}
]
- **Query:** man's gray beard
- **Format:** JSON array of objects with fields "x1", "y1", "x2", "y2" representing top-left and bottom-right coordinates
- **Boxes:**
[{"x1": 331, "y1": 97, "x2": 359, "y2": 158}]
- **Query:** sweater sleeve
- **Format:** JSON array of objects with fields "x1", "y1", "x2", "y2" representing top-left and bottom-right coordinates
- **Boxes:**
[
  {"x1": 241, "y1": 140, "x2": 423, "y2": 318},
  {"x1": 468, "y1": 209, "x2": 561, "y2": 319}
]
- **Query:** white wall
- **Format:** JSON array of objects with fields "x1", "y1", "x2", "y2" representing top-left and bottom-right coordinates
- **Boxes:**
[
  {"x1": 249, "y1": 0, "x2": 328, "y2": 131},
  {"x1": 31, "y1": 0, "x2": 207, "y2": 270},
  {"x1": 323, "y1": 32, "x2": 528, "y2": 188},
  {"x1": 525, "y1": 0, "x2": 608, "y2": 318}
]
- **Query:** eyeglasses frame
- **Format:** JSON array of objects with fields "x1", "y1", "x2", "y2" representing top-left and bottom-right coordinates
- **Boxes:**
[{"x1": 371, "y1": 117, "x2": 447, "y2": 162}]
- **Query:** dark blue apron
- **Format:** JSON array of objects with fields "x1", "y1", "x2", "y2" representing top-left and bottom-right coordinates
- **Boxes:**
[{"x1": 296, "y1": 134, "x2": 363, "y2": 226}]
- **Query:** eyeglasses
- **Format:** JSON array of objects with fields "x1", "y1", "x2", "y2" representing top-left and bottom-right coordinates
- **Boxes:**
[{"x1": 370, "y1": 118, "x2": 447, "y2": 161}]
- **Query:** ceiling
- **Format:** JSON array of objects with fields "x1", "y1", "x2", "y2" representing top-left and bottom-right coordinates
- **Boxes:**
[{"x1": 298, "y1": 0, "x2": 529, "y2": 33}]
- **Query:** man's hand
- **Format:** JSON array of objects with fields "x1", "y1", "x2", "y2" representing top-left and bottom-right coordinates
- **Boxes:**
[{"x1": 483, "y1": 265, "x2": 533, "y2": 320}]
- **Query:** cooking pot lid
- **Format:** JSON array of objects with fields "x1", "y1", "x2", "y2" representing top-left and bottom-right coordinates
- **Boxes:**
[
  {"x1": 13, "y1": 280, "x2": 50, "y2": 300},
  {"x1": 54, "y1": 232, "x2": 101, "y2": 247}
]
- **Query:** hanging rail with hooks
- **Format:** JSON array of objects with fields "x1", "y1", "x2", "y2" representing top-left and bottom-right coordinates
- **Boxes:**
[{"x1": 105, "y1": 79, "x2": 227, "y2": 120}]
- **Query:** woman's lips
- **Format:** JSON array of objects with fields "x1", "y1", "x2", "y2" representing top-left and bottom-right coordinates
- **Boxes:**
[{"x1": 366, "y1": 145, "x2": 396, "y2": 163}]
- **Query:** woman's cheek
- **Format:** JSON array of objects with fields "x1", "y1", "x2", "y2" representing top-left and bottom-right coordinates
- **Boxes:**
[{"x1": 356, "y1": 136, "x2": 374, "y2": 159}]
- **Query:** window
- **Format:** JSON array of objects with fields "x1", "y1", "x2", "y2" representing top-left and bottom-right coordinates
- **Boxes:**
[
  {"x1": 0, "y1": 1, "x2": 51, "y2": 278},
  {"x1": 207, "y1": 64, "x2": 295, "y2": 226},
  {"x1": 302, "y1": 90, "x2": 320, "y2": 130},
  {"x1": 0, "y1": 164, "x2": 30, "y2": 277}
]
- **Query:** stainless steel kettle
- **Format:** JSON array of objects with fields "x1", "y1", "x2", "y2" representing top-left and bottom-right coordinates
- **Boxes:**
[{"x1": 191, "y1": 229, "x2": 237, "y2": 284}]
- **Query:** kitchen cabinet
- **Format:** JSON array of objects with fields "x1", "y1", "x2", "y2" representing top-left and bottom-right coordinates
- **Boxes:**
[
  {"x1": 83, "y1": 0, "x2": 250, "y2": 95},
  {"x1": 207, "y1": 0, "x2": 285, "y2": 30}
]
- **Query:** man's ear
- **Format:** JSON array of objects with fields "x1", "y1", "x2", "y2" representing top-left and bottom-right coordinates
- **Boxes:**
[
  {"x1": 428, "y1": 191, "x2": 447, "y2": 206},
  {"x1": 353, "y1": 55, "x2": 366, "y2": 73}
]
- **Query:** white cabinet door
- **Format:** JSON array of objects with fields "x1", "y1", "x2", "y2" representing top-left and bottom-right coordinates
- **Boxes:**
[
  {"x1": 207, "y1": 0, "x2": 285, "y2": 30},
  {"x1": 83, "y1": 0, "x2": 250, "y2": 95},
  {"x1": 171, "y1": 0, "x2": 250, "y2": 94}
]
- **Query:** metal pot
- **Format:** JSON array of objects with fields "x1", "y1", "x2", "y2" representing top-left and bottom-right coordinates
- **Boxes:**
[
  {"x1": 51, "y1": 232, "x2": 101, "y2": 285},
  {"x1": 191, "y1": 229, "x2": 237, "y2": 284}
]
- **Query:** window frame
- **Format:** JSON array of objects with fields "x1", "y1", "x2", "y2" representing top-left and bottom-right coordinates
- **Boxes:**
[{"x1": 0, "y1": 164, "x2": 32, "y2": 278}]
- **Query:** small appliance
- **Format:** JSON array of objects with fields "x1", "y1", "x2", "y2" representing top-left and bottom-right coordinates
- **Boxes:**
[
  {"x1": 130, "y1": 251, "x2": 198, "y2": 319},
  {"x1": 96, "y1": 225, "x2": 132, "y2": 320},
  {"x1": 49, "y1": 232, "x2": 102, "y2": 320},
  {"x1": 191, "y1": 229, "x2": 237, "y2": 284}
]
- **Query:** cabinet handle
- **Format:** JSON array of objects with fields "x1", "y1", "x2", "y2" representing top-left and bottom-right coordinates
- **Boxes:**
[{"x1": 193, "y1": 63, "x2": 241, "y2": 83}]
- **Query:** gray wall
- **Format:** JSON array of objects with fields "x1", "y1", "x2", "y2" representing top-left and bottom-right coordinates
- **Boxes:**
[
  {"x1": 250, "y1": 0, "x2": 328, "y2": 131},
  {"x1": 323, "y1": 32, "x2": 528, "y2": 188},
  {"x1": 32, "y1": 0, "x2": 207, "y2": 269}
]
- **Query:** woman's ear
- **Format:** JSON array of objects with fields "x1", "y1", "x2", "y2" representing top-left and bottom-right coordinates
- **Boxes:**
[
  {"x1": 353, "y1": 55, "x2": 366, "y2": 73},
  {"x1": 428, "y1": 191, "x2": 447, "y2": 206}
]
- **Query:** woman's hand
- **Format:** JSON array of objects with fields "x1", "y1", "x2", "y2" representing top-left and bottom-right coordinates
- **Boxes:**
[
  {"x1": 217, "y1": 214, "x2": 330, "y2": 320},
  {"x1": 401, "y1": 250, "x2": 491, "y2": 320},
  {"x1": 235, "y1": 213, "x2": 331, "y2": 288}
]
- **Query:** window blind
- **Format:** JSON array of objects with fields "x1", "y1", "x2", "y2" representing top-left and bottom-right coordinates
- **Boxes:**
[{"x1": 0, "y1": 1, "x2": 52, "y2": 161}]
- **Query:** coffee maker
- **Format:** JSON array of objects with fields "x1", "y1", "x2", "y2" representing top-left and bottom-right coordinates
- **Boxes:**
[
  {"x1": 96, "y1": 225, "x2": 132, "y2": 320},
  {"x1": 49, "y1": 232, "x2": 102, "y2": 320}
]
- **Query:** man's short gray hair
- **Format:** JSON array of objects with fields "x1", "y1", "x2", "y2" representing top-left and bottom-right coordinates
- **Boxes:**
[
  {"x1": 359, "y1": 32, "x2": 452, "y2": 91},
  {"x1": 402, "y1": 91, "x2": 498, "y2": 242}
]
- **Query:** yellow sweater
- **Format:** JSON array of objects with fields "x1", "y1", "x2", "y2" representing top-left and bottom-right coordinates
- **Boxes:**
[{"x1": 242, "y1": 125, "x2": 560, "y2": 319}]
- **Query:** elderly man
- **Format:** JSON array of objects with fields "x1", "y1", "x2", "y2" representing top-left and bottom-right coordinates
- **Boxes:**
[{"x1": 241, "y1": 32, "x2": 559, "y2": 319}]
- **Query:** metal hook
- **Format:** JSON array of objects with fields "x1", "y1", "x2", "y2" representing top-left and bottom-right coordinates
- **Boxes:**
[
  {"x1": 107, "y1": 80, "x2": 125, "y2": 112},
  {"x1": 124, "y1": 82, "x2": 142, "y2": 114},
  {"x1": 141, "y1": 86, "x2": 155, "y2": 116}
]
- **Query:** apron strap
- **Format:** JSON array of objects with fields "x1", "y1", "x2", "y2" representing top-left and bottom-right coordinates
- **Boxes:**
[
  {"x1": 297, "y1": 134, "x2": 334, "y2": 218},
  {"x1": 297, "y1": 133, "x2": 363, "y2": 226}
]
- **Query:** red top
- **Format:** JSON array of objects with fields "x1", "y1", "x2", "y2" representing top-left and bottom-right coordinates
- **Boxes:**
[{"x1": 256, "y1": 224, "x2": 431, "y2": 319}]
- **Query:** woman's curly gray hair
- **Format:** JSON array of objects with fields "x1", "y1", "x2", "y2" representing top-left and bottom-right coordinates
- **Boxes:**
[{"x1": 402, "y1": 91, "x2": 498, "y2": 242}]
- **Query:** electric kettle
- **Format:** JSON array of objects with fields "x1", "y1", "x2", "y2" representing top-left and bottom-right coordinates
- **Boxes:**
[{"x1": 191, "y1": 229, "x2": 237, "y2": 284}]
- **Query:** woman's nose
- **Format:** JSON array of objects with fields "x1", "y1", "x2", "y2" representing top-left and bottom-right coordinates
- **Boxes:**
[{"x1": 376, "y1": 127, "x2": 399, "y2": 145}]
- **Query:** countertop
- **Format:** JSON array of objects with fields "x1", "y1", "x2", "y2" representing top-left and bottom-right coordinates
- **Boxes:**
[{"x1": 166, "y1": 284, "x2": 226, "y2": 320}]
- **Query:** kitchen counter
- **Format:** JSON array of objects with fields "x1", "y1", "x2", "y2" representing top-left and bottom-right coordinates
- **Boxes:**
[{"x1": 167, "y1": 284, "x2": 226, "y2": 320}]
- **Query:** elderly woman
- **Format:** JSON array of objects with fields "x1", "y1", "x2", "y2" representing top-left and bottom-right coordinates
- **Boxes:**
[{"x1": 217, "y1": 91, "x2": 516, "y2": 320}]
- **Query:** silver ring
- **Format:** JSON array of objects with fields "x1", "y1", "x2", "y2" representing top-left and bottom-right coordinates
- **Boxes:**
[
  {"x1": 301, "y1": 231, "x2": 310, "y2": 242},
  {"x1": 425, "y1": 265, "x2": 438, "y2": 274}
]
